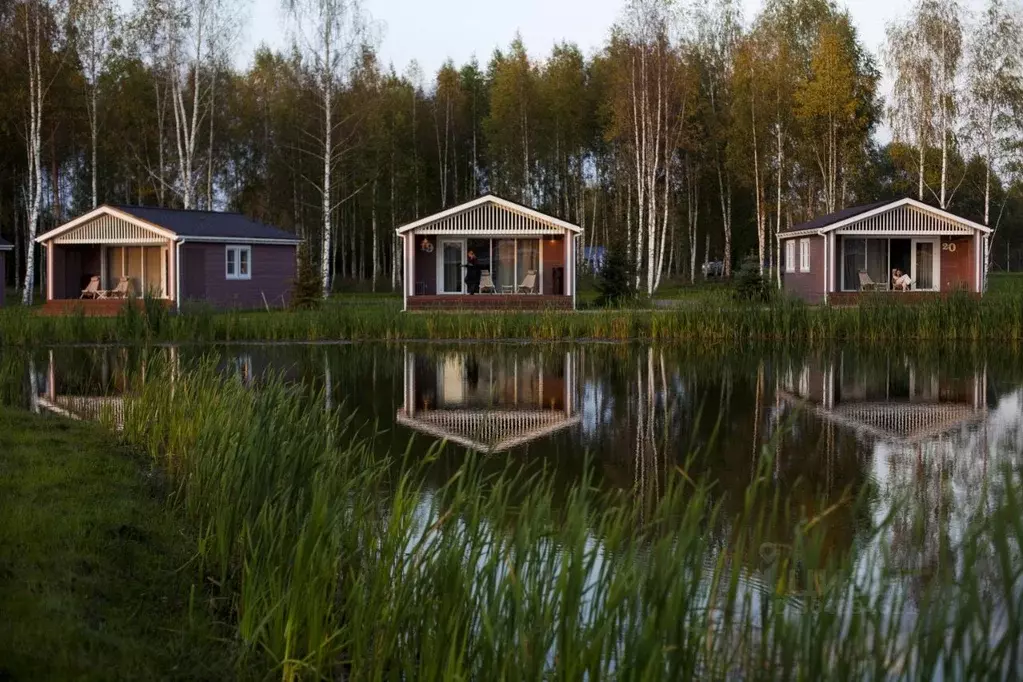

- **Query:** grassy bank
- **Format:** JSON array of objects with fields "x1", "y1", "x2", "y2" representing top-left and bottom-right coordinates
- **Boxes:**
[
  {"x1": 2, "y1": 288, "x2": 1023, "y2": 347},
  {"x1": 109, "y1": 358, "x2": 1023, "y2": 679},
  {"x1": 0, "y1": 408, "x2": 238, "y2": 681}
]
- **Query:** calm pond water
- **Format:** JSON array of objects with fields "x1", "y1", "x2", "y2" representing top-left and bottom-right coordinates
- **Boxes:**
[{"x1": 4, "y1": 342, "x2": 1023, "y2": 597}]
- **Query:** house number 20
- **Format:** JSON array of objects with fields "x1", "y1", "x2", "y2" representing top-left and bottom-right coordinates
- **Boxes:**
[{"x1": 942, "y1": 242, "x2": 957, "y2": 252}]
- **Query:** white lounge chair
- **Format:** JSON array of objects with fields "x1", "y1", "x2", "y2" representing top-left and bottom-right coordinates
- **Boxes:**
[
  {"x1": 80, "y1": 276, "x2": 102, "y2": 299},
  {"x1": 858, "y1": 271, "x2": 886, "y2": 292},
  {"x1": 518, "y1": 270, "x2": 537, "y2": 294},
  {"x1": 108, "y1": 277, "x2": 132, "y2": 299},
  {"x1": 479, "y1": 270, "x2": 496, "y2": 293}
]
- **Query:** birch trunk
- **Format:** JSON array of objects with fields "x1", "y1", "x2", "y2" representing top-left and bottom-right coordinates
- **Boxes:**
[
  {"x1": 320, "y1": 56, "x2": 333, "y2": 296},
  {"x1": 371, "y1": 179, "x2": 378, "y2": 291},
  {"x1": 21, "y1": 4, "x2": 45, "y2": 305}
]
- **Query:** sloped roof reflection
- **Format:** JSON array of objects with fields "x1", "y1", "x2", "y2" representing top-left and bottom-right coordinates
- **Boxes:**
[
  {"x1": 776, "y1": 353, "x2": 987, "y2": 446},
  {"x1": 395, "y1": 347, "x2": 580, "y2": 453}
]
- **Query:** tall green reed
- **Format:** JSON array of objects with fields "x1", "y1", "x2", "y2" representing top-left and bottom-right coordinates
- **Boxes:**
[
  {"x1": 3, "y1": 291, "x2": 1022, "y2": 347},
  {"x1": 111, "y1": 355, "x2": 1023, "y2": 680}
]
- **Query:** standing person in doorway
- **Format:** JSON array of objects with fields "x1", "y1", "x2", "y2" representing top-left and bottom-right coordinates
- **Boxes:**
[{"x1": 464, "y1": 250, "x2": 481, "y2": 294}]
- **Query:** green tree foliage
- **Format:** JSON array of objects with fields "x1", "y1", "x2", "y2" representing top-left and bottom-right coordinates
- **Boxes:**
[
  {"x1": 291, "y1": 244, "x2": 322, "y2": 310},
  {"x1": 2, "y1": 0, "x2": 1023, "y2": 299},
  {"x1": 595, "y1": 246, "x2": 635, "y2": 307},
  {"x1": 733, "y1": 252, "x2": 774, "y2": 303}
]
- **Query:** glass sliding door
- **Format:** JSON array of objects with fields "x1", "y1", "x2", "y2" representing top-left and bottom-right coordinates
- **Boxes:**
[
  {"x1": 842, "y1": 238, "x2": 890, "y2": 290},
  {"x1": 516, "y1": 239, "x2": 539, "y2": 292},
  {"x1": 913, "y1": 240, "x2": 937, "y2": 290},
  {"x1": 866, "y1": 239, "x2": 889, "y2": 288},
  {"x1": 494, "y1": 239, "x2": 516, "y2": 292},
  {"x1": 842, "y1": 238, "x2": 864, "y2": 291},
  {"x1": 440, "y1": 240, "x2": 464, "y2": 294}
]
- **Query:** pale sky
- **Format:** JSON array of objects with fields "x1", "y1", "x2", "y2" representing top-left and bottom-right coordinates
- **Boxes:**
[{"x1": 238, "y1": 0, "x2": 917, "y2": 76}]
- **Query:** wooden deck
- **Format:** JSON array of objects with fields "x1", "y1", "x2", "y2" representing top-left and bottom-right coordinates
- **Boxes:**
[
  {"x1": 40, "y1": 298, "x2": 172, "y2": 317},
  {"x1": 828, "y1": 291, "x2": 982, "y2": 306},
  {"x1": 408, "y1": 294, "x2": 573, "y2": 311}
]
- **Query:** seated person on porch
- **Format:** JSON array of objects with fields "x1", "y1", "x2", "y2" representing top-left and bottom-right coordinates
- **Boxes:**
[
  {"x1": 463, "y1": 250, "x2": 481, "y2": 294},
  {"x1": 892, "y1": 268, "x2": 913, "y2": 291}
]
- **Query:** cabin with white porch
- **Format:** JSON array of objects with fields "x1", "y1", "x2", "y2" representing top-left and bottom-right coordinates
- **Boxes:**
[
  {"x1": 778, "y1": 198, "x2": 991, "y2": 304},
  {"x1": 395, "y1": 195, "x2": 582, "y2": 311}
]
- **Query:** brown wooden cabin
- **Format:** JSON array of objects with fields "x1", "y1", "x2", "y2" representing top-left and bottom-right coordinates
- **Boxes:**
[
  {"x1": 777, "y1": 198, "x2": 992, "y2": 305},
  {"x1": 35, "y1": 205, "x2": 301, "y2": 316}
]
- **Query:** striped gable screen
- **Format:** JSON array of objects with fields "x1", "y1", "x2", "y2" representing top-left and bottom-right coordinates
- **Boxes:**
[
  {"x1": 415, "y1": 202, "x2": 565, "y2": 235},
  {"x1": 53, "y1": 214, "x2": 167, "y2": 244},
  {"x1": 838, "y1": 204, "x2": 974, "y2": 234}
]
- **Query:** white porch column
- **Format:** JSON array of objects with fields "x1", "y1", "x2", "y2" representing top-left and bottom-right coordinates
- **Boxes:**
[
  {"x1": 46, "y1": 242, "x2": 53, "y2": 301},
  {"x1": 167, "y1": 239, "x2": 176, "y2": 303},
  {"x1": 567, "y1": 230, "x2": 575, "y2": 308},
  {"x1": 403, "y1": 233, "x2": 411, "y2": 310},
  {"x1": 975, "y1": 231, "x2": 983, "y2": 293}
]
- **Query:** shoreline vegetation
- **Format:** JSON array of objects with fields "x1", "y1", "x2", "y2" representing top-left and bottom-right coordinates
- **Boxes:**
[
  {"x1": 1, "y1": 287, "x2": 1022, "y2": 347},
  {"x1": 0, "y1": 408, "x2": 239, "y2": 680},
  {"x1": 20, "y1": 358, "x2": 1022, "y2": 679}
]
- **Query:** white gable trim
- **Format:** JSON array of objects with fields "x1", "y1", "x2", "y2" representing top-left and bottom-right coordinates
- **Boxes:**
[
  {"x1": 818, "y1": 198, "x2": 992, "y2": 235},
  {"x1": 36, "y1": 205, "x2": 178, "y2": 243},
  {"x1": 395, "y1": 195, "x2": 582, "y2": 235}
]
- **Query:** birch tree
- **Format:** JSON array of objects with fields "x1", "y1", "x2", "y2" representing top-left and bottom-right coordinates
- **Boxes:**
[
  {"x1": 18, "y1": 0, "x2": 66, "y2": 304},
  {"x1": 72, "y1": 0, "x2": 115, "y2": 208},
  {"x1": 695, "y1": 0, "x2": 740, "y2": 276},
  {"x1": 966, "y1": 0, "x2": 1022, "y2": 277},
  {"x1": 887, "y1": 0, "x2": 963, "y2": 209},
  {"x1": 795, "y1": 18, "x2": 863, "y2": 213},
  {"x1": 163, "y1": 0, "x2": 237, "y2": 209},
  {"x1": 610, "y1": 0, "x2": 683, "y2": 295},
  {"x1": 283, "y1": 0, "x2": 365, "y2": 296},
  {"x1": 966, "y1": 0, "x2": 1022, "y2": 226}
]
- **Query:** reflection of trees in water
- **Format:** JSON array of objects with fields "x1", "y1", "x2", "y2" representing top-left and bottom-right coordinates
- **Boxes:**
[{"x1": 874, "y1": 391, "x2": 1023, "y2": 603}]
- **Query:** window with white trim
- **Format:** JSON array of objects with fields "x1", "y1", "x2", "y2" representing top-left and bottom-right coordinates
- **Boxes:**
[
  {"x1": 226, "y1": 245, "x2": 252, "y2": 280},
  {"x1": 785, "y1": 240, "x2": 796, "y2": 273},
  {"x1": 799, "y1": 238, "x2": 810, "y2": 273}
]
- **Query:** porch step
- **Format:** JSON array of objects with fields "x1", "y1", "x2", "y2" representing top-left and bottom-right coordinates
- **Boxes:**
[{"x1": 39, "y1": 299, "x2": 171, "y2": 318}]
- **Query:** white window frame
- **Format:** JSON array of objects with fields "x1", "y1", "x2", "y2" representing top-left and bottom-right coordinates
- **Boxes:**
[
  {"x1": 785, "y1": 240, "x2": 796, "y2": 273},
  {"x1": 226, "y1": 245, "x2": 252, "y2": 281},
  {"x1": 799, "y1": 238, "x2": 810, "y2": 273}
]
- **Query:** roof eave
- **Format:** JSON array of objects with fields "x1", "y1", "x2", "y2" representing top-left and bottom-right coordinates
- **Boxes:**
[
  {"x1": 35, "y1": 204, "x2": 179, "y2": 243},
  {"x1": 395, "y1": 195, "x2": 582, "y2": 235},
  {"x1": 174, "y1": 235, "x2": 302, "y2": 245}
]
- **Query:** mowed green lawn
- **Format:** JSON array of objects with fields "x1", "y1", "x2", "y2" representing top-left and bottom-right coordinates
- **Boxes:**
[{"x1": 0, "y1": 409, "x2": 238, "y2": 681}]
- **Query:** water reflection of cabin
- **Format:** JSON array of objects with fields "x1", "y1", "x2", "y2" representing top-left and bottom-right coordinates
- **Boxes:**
[
  {"x1": 33, "y1": 348, "x2": 264, "y2": 427},
  {"x1": 396, "y1": 348, "x2": 580, "y2": 453},
  {"x1": 777, "y1": 357, "x2": 987, "y2": 444}
]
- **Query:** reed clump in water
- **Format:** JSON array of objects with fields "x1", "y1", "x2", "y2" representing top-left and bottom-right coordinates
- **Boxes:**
[
  {"x1": 2, "y1": 290, "x2": 1022, "y2": 346},
  {"x1": 114, "y1": 358, "x2": 1023, "y2": 680}
]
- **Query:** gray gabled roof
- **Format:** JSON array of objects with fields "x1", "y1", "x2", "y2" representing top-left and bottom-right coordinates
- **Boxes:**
[
  {"x1": 113, "y1": 205, "x2": 300, "y2": 242},
  {"x1": 0, "y1": 236, "x2": 12, "y2": 250},
  {"x1": 780, "y1": 200, "x2": 893, "y2": 235},
  {"x1": 779, "y1": 197, "x2": 991, "y2": 237}
]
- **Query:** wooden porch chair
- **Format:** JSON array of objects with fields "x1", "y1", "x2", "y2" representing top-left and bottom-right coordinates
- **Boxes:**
[
  {"x1": 80, "y1": 276, "x2": 102, "y2": 299},
  {"x1": 479, "y1": 270, "x2": 496, "y2": 293},
  {"x1": 858, "y1": 270, "x2": 886, "y2": 292},
  {"x1": 518, "y1": 270, "x2": 537, "y2": 294},
  {"x1": 108, "y1": 277, "x2": 132, "y2": 299}
]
